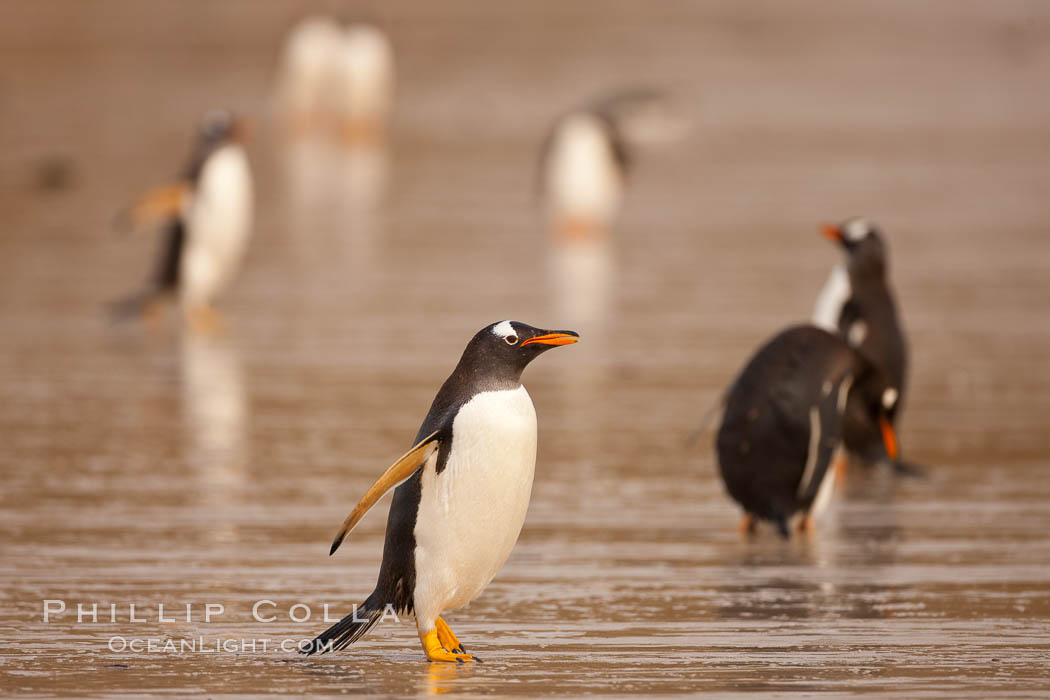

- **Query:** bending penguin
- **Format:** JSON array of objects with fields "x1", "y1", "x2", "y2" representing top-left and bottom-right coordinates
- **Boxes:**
[
  {"x1": 302, "y1": 321, "x2": 579, "y2": 662},
  {"x1": 812, "y1": 217, "x2": 911, "y2": 469},
  {"x1": 716, "y1": 325, "x2": 902, "y2": 537},
  {"x1": 110, "y1": 110, "x2": 253, "y2": 334}
]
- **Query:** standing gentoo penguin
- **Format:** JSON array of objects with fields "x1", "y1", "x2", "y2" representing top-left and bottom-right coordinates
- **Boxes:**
[
  {"x1": 540, "y1": 89, "x2": 686, "y2": 242},
  {"x1": 110, "y1": 110, "x2": 253, "y2": 334},
  {"x1": 330, "y1": 24, "x2": 395, "y2": 148},
  {"x1": 811, "y1": 218, "x2": 909, "y2": 467},
  {"x1": 541, "y1": 107, "x2": 628, "y2": 243},
  {"x1": 275, "y1": 18, "x2": 394, "y2": 147},
  {"x1": 716, "y1": 325, "x2": 901, "y2": 537},
  {"x1": 275, "y1": 16, "x2": 343, "y2": 138},
  {"x1": 302, "y1": 321, "x2": 579, "y2": 662}
]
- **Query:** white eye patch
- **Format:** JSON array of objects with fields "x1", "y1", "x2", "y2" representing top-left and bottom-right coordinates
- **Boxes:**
[
  {"x1": 491, "y1": 320, "x2": 516, "y2": 339},
  {"x1": 843, "y1": 218, "x2": 873, "y2": 242},
  {"x1": 882, "y1": 387, "x2": 899, "y2": 410}
]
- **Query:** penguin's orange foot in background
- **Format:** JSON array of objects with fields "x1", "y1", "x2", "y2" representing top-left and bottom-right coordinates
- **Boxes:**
[
  {"x1": 554, "y1": 217, "x2": 605, "y2": 244},
  {"x1": 185, "y1": 304, "x2": 224, "y2": 337},
  {"x1": 796, "y1": 513, "x2": 813, "y2": 534},
  {"x1": 141, "y1": 299, "x2": 166, "y2": 334},
  {"x1": 339, "y1": 118, "x2": 384, "y2": 149},
  {"x1": 739, "y1": 513, "x2": 757, "y2": 535},
  {"x1": 435, "y1": 616, "x2": 467, "y2": 655},
  {"x1": 833, "y1": 453, "x2": 848, "y2": 483},
  {"x1": 420, "y1": 627, "x2": 474, "y2": 663}
]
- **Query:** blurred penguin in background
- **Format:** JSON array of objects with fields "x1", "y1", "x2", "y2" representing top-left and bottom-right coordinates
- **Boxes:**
[
  {"x1": 540, "y1": 89, "x2": 687, "y2": 327},
  {"x1": 716, "y1": 325, "x2": 903, "y2": 538},
  {"x1": 275, "y1": 18, "x2": 395, "y2": 210},
  {"x1": 275, "y1": 17, "x2": 394, "y2": 147},
  {"x1": 274, "y1": 15, "x2": 344, "y2": 140},
  {"x1": 110, "y1": 110, "x2": 253, "y2": 335},
  {"x1": 812, "y1": 218, "x2": 913, "y2": 471},
  {"x1": 330, "y1": 24, "x2": 395, "y2": 149}
]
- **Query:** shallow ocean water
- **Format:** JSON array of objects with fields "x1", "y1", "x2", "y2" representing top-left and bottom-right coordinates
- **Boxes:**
[{"x1": 2, "y1": 1, "x2": 1050, "y2": 695}]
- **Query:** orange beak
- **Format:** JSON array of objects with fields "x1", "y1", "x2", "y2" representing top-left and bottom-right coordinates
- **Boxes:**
[
  {"x1": 822, "y1": 224, "x2": 844, "y2": 243},
  {"x1": 522, "y1": 332, "x2": 579, "y2": 347},
  {"x1": 879, "y1": 416, "x2": 899, "y2": 460}
]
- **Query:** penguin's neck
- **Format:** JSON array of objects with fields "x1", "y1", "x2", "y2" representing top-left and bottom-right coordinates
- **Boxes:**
[
  {"x1": 421, "y1": 358, "x2": 524, "y2": 438},
  {"x1": 448, "y1": 356, "x2": 524, "y2": 396},
  {"x1": 848, "y1": 253, "x2": 887, "y2": 294}
]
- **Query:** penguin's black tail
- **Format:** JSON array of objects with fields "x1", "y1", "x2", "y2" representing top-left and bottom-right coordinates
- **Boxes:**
[
  {"x1": 774, "y1": 517, "x2": 791, "y2": 539},
  {"x1": 299, "y1": 594, "x2": 385, "y2": 655}
]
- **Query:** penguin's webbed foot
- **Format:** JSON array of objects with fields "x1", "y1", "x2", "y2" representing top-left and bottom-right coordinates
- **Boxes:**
[
  {"x1": 435, "y1": 616, "x2": 468, "y2": 655},
  {"x1": 421, "y1": 628, "x2": 474, "y2": 663},
  {"x1": 185, "y1": 304, "x2": 224, "y2": 337}
]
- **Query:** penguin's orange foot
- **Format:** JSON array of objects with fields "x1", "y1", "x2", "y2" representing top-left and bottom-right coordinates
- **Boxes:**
[
  {"x1": 185, "y1": 304, "x2": 223, "y2": 337},
  {"x1": 435, "y1": 616, "x2": 467, "y2": 655},
  {"x1": 739, "y1": 513, "x2": 757, "y2": 535},
  {"x1": 833, "y1": 453, "x2": 848, "y2": 483},
  {"x1": 796, "y1": 514, "x2": 813, "y2": 534},
  {"x1": 420, "y1": 628, "x2": 474, "y2": 663},
  {"x1": 141, "y1": 299, "x2": 166, "y2": 334}
]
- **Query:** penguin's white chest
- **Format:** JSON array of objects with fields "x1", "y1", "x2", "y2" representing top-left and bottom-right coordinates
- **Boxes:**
[
  {"x1": 413, "y1": 385, "x2": 537, "y2": 621},
  {"x1": 546, "y1": 113, "x2": 622, "y2": 224},
  {"x1": 181, "y1": 145, "x2": 254, "y2": 306},
  {"x1": 812, "y1": 263, "x2": 851, "y2": 331}
]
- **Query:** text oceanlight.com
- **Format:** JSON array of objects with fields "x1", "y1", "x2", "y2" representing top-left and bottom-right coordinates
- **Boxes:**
[
  {"x1": 41, "y1": 600, "x2": 403, "y2": 653},
  {"x1": 108, "y1": 636, "x2": 326, "y2": 654}
]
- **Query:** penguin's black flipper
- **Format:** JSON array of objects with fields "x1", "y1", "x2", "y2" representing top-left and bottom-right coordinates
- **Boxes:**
[{"x1": 329, "y1": 430, "x2": 443, "y2": 556}]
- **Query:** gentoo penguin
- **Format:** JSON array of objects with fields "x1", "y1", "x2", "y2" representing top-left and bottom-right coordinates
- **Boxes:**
[
  {"x1": 540, "y1": 107, "x2": 628, "y2": 242},
  {"x1": 716, "y1": 325, "x2": 901, "y2": 537},
  {"x1": 302, "y1": 321, "x2": 579, "y2": 662},
  {"x1": 330, "y1": 24, "x2": 395, "y2": 148},
  {"x1": 276, "y1": 19, "x2": 394, "y2": 147},
  {"x1": 111, "y1": 110, "x2": 253, "y2": 333},
  {"x1": 539, "y1": 89, "x2": 685, "y2": 242},
  {"x1": 811, "y1": 218, "x2": 909, "y2": 467},
  {"x1": 275, "y1": 16, "x2": 343, "y2": 138}
]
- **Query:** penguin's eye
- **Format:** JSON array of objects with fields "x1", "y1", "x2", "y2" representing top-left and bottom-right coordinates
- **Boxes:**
[{"x1": 505, "y1": 335, "x2": 519, "y2": 345}]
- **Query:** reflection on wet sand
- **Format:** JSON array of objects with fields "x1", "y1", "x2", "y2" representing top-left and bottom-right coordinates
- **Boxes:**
[
  {"x1": 550, "y1": 238, "x2": 615, "y2": 330},
  {"x1": 3, "y1": 1, "x2": 1050, "y2": 695},
  {"x1": 180, "y1": 331, "x2": 246, "y2": 544},
  {"x1": 282, "y1": 139, "x2": 389, "y2": 216}
]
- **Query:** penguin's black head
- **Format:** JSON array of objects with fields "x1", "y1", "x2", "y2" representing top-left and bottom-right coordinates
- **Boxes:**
[
  {"x1": 823, "y1": 217, "x2": 888, "y2": 277},
  {"x1": 458, "y1": 321, "x2": 579, "y2": 383},
  {"x1": 822, "y1": 217, "x2": 886, "y2": 252}
]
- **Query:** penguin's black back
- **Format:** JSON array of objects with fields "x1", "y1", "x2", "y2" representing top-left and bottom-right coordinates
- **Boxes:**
[
  {"x1": 840, "y1": 233, "x2": 907, "y2": 391},
  {"x1": 839, "y1": 233, "x2": 908, "y2": 460},
  {"x1": 717, "y1": 326, "x2": 857, "y2": 531}
]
